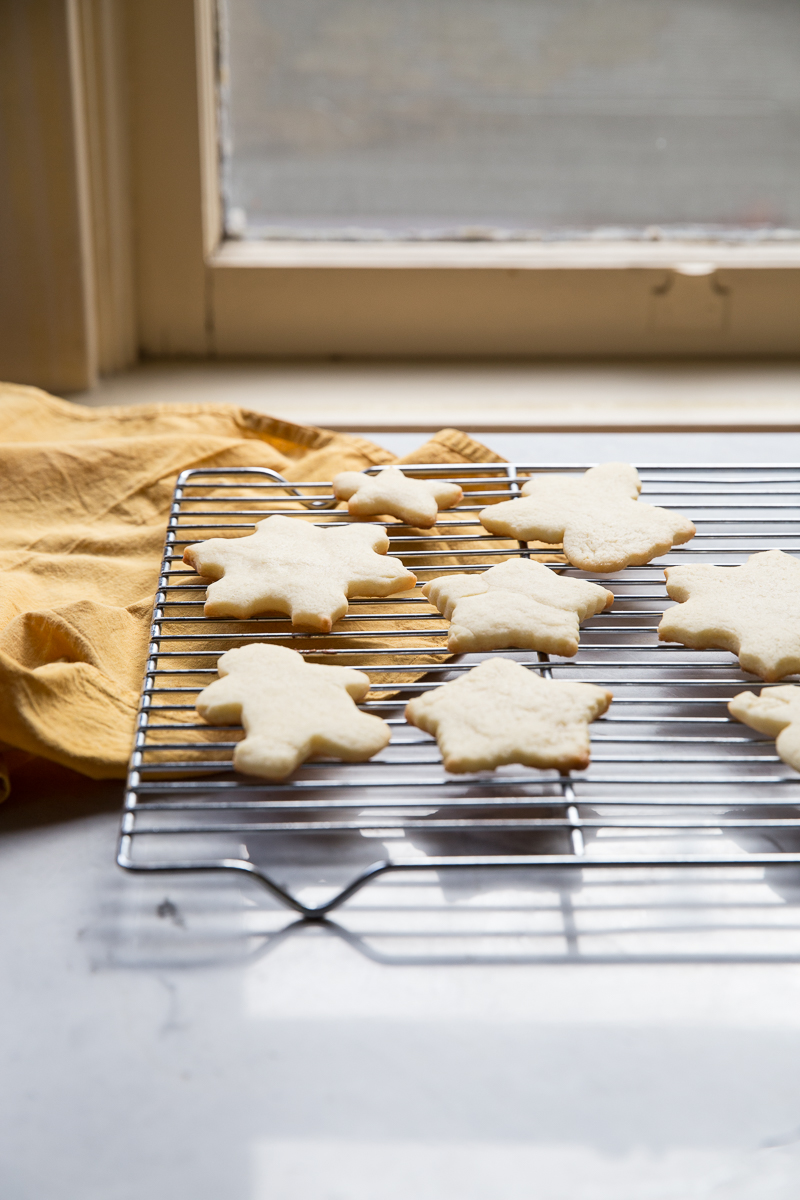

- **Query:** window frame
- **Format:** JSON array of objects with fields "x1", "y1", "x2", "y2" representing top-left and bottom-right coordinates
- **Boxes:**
[
  {"x1": 127, "y1": 0, "x2": 800, "y2": 359},
  {"x1": 2, "y1": 0, "x2": 800, "y2": 398}
]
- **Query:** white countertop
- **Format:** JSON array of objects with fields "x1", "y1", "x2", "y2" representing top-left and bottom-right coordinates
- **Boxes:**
[{"x1": 3, "y1": 432, "x2": 800, "y2": 1200}]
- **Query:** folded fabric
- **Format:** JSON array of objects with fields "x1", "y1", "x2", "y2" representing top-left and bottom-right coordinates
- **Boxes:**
[{"x1": 0, "y1": 382, "x2": 504, "y2": 798}]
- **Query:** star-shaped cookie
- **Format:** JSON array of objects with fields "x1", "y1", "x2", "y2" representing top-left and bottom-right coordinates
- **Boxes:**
[
  {"x1": 405, "y1": 656, "x2": 612, "y2": 773},
  {"x1": 423, "y1": 558, "x2": 614, "y2": 655},
  {"x1": 729, "y1": 685, "x2": 800, "y2": 773},
  {"x1": 184, "y1": 514, "x2": 416, "y2": 631},
  {"x1": 196, "y1": 644, "x2": 391, "y2": 780},
  {"x1": 658, "y1": 550, "x2": 800, "y2": 681},
  {"x1": 479, "y1": 463, "x2": 695, "y2": 572},
  {"x1": 332, "y1": 466, "x2": 463, "y2": 528}
]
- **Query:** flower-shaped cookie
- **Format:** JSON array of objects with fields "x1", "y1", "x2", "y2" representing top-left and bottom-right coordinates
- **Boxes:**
[
  {"x1": 658, "y1": 550, "x2": 800, "y2": 681},
  {"x1": 196, "y1": 644, "x2": 390, "y2": 780},
  {"x1": 405, "y1": 656, "x2": 612, "y2": 773},
  {"x1": 184, "y1": 514, "x2": 416, "y2": 631},
  {"x1": 479, "y1": 463, "x2": 695, "y2": 572},
  {"x1": 423, "y1": 558, "x2": 613, "y2": 655},
  {"x1": 332, "y1": 466, "x2": 463, "y2": 528},
  {"x1": 729, "y1": 685, "x2": 800, "y2": 773}
]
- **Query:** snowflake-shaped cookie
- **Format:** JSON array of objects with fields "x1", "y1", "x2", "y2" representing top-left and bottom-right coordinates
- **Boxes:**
[
  {"x1": 184, "y1": 514, "x2": 416, "y2": 631},
  {"x1": 423, "y1": 558, "x2": 614, "y2": 655},
  {"x1": 729, "y1": 685, "x2": 800, "y2": 773},
  {"x1": 196, "y1": 644, "x2": 390, "y2": 780},
  {"x1": 658, "y1": 550, "x2": 800, "y2": 681},
  {"x1": 405, "y1": 656, "x2": 612, "y2": 773},
  {"x1": 479, "y1": 463, "x2": 695, "y2": 572},
  {"x1": 332, "y1": 466, "x2": 463, "y2": 528}
]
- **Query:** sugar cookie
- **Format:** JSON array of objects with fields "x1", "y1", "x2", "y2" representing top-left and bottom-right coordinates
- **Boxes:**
[
  {"x1": 196, "y1": 644, "x2": 390, "y2": 780},
  {"x1": 405, "y1": 656, "x2": 612, "y2": 773},
  {"x1": 479, "y1": 463, "x2": 695, "y2": 573},
  {"x1": 659, "y1": 549, "x2": 800, "y2": 681},
  {"x1": 729, "y1": 685, "x2": 800, "y2": 772},
  {"x1": 423, "y1": 558, "x2": 613, "y2": 655},
  {"x1": 183, "y1": 514, "x2": 416, "y2": 632},
  {"x1": 332, "y1": 466, "x2": 463, "y2": 528}
]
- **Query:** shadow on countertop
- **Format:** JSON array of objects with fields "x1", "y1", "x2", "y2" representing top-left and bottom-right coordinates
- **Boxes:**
[{"x1": 0, "y1": 756, "x2": 123, "y2": 835}]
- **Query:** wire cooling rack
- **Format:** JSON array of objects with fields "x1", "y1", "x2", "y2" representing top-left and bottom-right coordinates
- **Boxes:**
[{"x1": 117, "y1": 463, "x2": 800, "y2": 918}]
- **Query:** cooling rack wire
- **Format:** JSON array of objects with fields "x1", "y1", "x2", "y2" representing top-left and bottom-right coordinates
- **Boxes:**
[{"x1": 117, "y1": 462, "x2": 800, "y2": 921}]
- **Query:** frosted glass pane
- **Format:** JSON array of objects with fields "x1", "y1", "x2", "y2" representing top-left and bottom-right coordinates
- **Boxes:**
[{"x1": 220, "y1": 0, "x2": 800, "y2": 239}]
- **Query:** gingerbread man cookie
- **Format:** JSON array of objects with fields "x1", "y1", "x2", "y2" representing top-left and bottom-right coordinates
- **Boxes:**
[
  {"x1": 332, "y1": 466, "x2": 463, "y2": 528},
  {"x1": 423, "y1": 558, "x2": 613, "y2": 655},
  {"x1": 183, "y1": 514, "x2": 416, "y2": 631},
  {"x1": 196, "y1": 644, "x2": 390, "y2": 780},
  {"x1": 659, "y1": 550, "x2": 800, "y2": 681},
  {"x1": 479, "y1": 463, "x2": 695, "y2": 573},
  {"x1": 405, "y1": 656, "x2": 612, "y2": 773},
  {"x1": 729, "y1": 685, "x2": 800, "y2": 773}
]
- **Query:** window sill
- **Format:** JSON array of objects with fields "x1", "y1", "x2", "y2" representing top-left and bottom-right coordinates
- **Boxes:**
[{"x1": 71, "y1": 359, "x2": 800, "y2": 433}]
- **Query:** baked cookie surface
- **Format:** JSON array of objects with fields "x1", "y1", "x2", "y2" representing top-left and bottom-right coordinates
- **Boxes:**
[
  {"x1": 183, "y1": 514, "x2": 416, "y2": 631},
  {"x1": 729, "y1": 685, "x2": 800, "y2": 773},
  {"x1": 658, "y1": 549, "x2": 800, "y2": 681},
  {"x1": 423, "y1": 558, "x2": 613, "y2": 655},
  {"x1": 405, "y1": 656, "x2": 612, "y2": 773},
  {"x1": 478, "y1": 463, "x2": 695, "y2": 573},
  {"x1": 196, "y1": 644, "x2": 390, "y2": 780},
  {"x1": 332, "y1": 466, "x2": 463, "y2": 528}
]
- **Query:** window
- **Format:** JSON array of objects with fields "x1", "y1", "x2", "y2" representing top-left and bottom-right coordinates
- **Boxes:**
[
  {"x1": 219, "y1": 0, "x2": 800, "y2": 243},
  {"x1": 3, "y1": 0, "x2": 800, "y2": 394}
]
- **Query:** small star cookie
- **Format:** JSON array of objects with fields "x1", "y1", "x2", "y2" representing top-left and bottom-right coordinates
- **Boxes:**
[
  {"x1": 332, "y1": 466, "x2": 463, "y2": 528},
  {"x1": 729, "y1": 685, "x2": 800, "y2": 773},
  {"x1": 405, "y1": 656, "x2": 612, "y2": 773},
  {"x1": 184, "y1": 514, "x2": 416, "y2": 632},
  {"x1": 423, "y1": 558, "x2": 614, "y2": 655},
  {"x1": 196, "y1": 644, "x2": 391, "y2": 780},
  {"x1": 479, "y1": 463, "x2": 695, "y2": 573},
  {"x1": 658, "y1": 550, "x2": 800, "y2": 681}
]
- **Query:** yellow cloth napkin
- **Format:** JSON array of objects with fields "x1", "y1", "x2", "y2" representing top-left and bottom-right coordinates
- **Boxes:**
[{"x1": 0, "y1": 381, "x2": 504, "y2": 798}]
